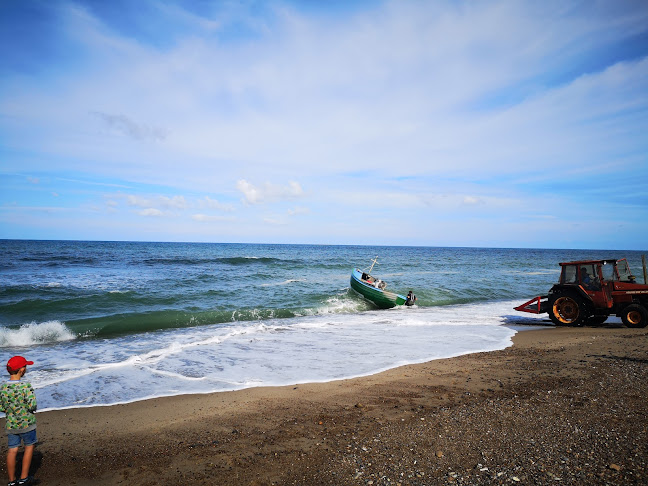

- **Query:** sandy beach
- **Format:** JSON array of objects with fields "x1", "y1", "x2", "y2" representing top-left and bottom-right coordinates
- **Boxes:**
[{"x1": 5, "y1": 326, "x2": 648, "y2": 485}]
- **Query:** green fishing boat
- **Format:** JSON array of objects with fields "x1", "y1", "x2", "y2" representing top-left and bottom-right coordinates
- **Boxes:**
[{"x1": 350, "y1": 257, "x2": 413, "y2": 309}]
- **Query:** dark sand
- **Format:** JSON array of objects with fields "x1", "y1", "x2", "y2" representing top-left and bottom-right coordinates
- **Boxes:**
[{"x1": 4, "y1": 326, "x2": 648, "y2": 485}]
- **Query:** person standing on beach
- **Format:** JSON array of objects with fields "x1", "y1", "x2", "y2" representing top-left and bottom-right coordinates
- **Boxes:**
[{"x1": 0, "y1": 356, "x2": 37, "y2": 486}]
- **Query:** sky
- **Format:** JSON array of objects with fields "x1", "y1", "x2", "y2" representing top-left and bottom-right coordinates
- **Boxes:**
[{"x1": 1, "y1": 0, "x2": 647, "y2": 249}]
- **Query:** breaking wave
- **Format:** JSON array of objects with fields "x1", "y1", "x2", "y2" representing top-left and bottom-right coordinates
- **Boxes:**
[{"x1": 0, "y1": 321, "x2": 76, "y2": 347}]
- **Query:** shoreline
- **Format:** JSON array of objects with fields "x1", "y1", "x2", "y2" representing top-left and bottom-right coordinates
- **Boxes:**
[
  {"x1": 6, "y1": 326, "x2": 648, "y2": 485},
  {"x1": 34, "y1": 320, "x2": 529, "y2": 414}
]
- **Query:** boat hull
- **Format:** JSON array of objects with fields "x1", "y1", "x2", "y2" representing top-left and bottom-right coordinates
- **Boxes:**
[{"x1": 350, "y1": 268, "x2": 407, "y2": 309}]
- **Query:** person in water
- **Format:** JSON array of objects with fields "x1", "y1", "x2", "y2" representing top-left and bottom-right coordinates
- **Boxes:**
[{"x1": 406, "y1": 291, "x2": 417, "y2": 306}]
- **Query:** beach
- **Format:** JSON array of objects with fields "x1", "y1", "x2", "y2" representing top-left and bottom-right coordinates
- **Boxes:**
[{"x1": 8, "y1": 326, "x2": 648, "y2": 485}]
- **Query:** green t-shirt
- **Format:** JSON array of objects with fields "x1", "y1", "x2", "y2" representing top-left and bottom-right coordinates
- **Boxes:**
[{"x1": 0, "y1": 379, "x2": 37, "y2": 434}]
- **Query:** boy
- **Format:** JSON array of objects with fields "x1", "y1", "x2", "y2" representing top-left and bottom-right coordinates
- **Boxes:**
[{"x1": 0, "y1": 356, "x2": 36, "y2": 486}]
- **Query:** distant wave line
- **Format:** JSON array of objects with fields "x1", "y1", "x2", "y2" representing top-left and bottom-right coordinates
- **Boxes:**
[{"x1": 260, "y1": 279, "x2": 306, "y2": 287}]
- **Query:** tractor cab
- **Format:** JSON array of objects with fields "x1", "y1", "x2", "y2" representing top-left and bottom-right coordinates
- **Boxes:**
[
  {"x1": 560, "y1": 261, "x2": 599, "y2": 288},
  {"x1": 558, "y1": 260, "x2": 612, "y2": 311}
]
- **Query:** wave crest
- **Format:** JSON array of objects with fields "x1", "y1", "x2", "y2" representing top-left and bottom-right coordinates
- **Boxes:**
[{"x1": 0, "y1": 321, "x2": 76, "y2": 347}]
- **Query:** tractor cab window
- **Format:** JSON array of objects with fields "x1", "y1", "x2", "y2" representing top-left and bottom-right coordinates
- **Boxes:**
[
  {"x1": 601, "y1": 261, "x2": 616, "y2": 281},
  {"x1": 561, "y1": 265, "x2": 578, "y2": 284},
  {"x1": 579, "y1": 264, "x2": 599, "y2": 289},
  {"x1": 616, "y1": 259, "x2": 635, "y2": 283}
]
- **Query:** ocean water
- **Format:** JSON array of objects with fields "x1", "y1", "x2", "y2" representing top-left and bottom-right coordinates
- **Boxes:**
[{"x1": 1, "y1": 240, "x2": 644, "y2": 411}]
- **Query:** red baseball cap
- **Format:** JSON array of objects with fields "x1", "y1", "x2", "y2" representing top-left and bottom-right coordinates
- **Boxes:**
[{"x1": 7, "y1": 356, "x2": 34, "y2": 370}]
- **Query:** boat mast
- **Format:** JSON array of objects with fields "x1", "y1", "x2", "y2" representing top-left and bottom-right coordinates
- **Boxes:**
[{"x1": 368, "y1": 256, "x2": 379, "y2": 274}]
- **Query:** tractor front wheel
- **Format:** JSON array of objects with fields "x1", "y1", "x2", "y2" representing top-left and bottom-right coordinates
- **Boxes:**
[
  {"x1": 549, "y1": 294, "x2": 586, "y2": 326},
  {"x1": 621, "y1": 304, "x2": 648, "y2": 328}
]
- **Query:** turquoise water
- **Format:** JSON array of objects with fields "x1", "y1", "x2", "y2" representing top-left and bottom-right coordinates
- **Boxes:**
[{"x1": 0, "y1": 240, "x2": 645, "y2": 409}]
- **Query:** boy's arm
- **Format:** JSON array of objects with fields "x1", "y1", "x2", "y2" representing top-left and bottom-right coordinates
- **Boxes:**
[{"x1": 26, "y1": 384, "x2": 37, "y2": 412}]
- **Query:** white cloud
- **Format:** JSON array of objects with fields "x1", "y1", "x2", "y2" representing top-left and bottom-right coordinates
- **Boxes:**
[
  {"x1": 191, "y1": 214, "x2": 234, "y2": 222},
  {"x1": 92, "y1": 111, "x2": 168, "y2": 142},
  {"x1": 126, "y1": 195, "x2": 188, "y2": 210},
  {"x1": 161, "y1": 196, "x2": 188, "y2": 210},
  {"x1": 237, "y1": 180, "x2": 304, "y2": 205},
  {"x1": 263, "y1": 217, "x2": 287, "y2": 225},
  {"x1": 236, "y1": 180, "x2": 261, "y2": 204},
  {"x1": 287, "y1": 206, "x2": 310, "y2": 216},
  {"x1": 126, "y1": 195, "x2": 153, "y2": 208},
  {"x1": 201, "y1": 196, "x2": 234, "y2": 212},
  {"x1": 137, "y1": 208, "x2": 163, "y2": 217}
]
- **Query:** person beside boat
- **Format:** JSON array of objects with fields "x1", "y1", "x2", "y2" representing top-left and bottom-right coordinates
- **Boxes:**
[{"x1": 406, "y1": 291, "x2": 417, "y2": 306}]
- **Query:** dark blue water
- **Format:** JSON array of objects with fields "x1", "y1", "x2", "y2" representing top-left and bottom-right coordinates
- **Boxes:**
[{"x1": 1, "y1": 240, "x2": 645, "y2": 339}]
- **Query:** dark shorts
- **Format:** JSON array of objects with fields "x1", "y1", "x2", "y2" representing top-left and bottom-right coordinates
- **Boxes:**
[{"x1": 7, "y1": 429, "x2": 37, "y2": 449}]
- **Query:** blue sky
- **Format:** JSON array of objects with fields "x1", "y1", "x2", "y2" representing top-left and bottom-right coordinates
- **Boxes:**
[{"x1": 1, "y1": 0, "x2": 647, "y2": 249}]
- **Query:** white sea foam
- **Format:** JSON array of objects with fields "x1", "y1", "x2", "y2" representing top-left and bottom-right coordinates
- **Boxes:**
[
  {"x1": 17, "y1": 300, "x2": 547, "y2": 412},
  {"x1": 503, "y1": 270, "x2": 560, "y2": 276},
  {"x1": 141, "y1": 367, "x2": 207, "y2": 381},
  {"x1": 0, "y1": 321, "x2": 76, "y2": 347},
  {"x1": 36, "y1": 323, "x2": 286, "y2": 392},
  {"x1": 298, "y1": 294, "x2": 369, "y2": 316}
]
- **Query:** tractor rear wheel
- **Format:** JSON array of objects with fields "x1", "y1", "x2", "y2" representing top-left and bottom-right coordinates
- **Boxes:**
[
  {"x1": 549, "y1": 294, "x2": 586, "y2": 326},
  {"x1": 621, "y1": 304, "x2": 648, "y2": 328}
]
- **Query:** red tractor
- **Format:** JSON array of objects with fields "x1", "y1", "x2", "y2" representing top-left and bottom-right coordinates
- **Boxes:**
[{"x1": 515, "y1": 258, "x2": 648, "y2": 328}]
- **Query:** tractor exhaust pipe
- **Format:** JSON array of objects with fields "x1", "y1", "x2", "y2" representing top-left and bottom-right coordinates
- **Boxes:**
[{"x1": 643, "y1": 254, "x2": 648, "y2": 285}]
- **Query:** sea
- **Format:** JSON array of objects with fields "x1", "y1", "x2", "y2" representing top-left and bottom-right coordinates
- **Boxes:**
[{"x1": 1, "y1": 240, "x2": 644, "y2": 412}]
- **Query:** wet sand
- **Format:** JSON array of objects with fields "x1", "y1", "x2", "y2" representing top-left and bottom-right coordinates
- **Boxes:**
[{"x1": 6, "y1": 326, "x2": 648, "y2": 485}]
